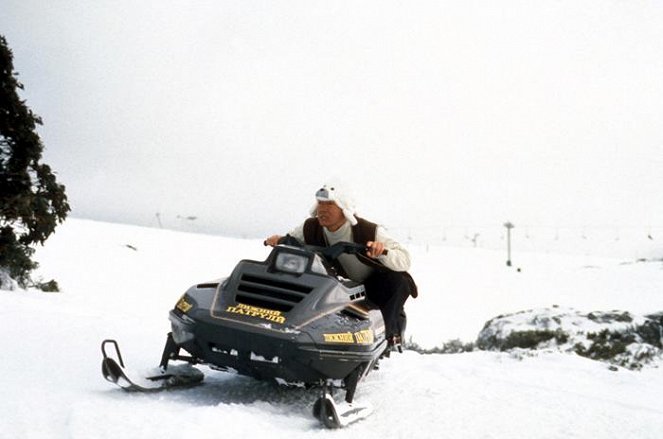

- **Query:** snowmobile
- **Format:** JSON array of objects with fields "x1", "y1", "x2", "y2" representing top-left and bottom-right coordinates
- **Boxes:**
[{"x1": 101, "y1": 238, "x2": 390, "y2": 428}]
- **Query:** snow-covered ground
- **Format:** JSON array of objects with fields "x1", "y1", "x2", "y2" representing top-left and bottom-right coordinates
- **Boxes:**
[{"x1": 2, "y1": 218, "x2": 663, "y2": 438}]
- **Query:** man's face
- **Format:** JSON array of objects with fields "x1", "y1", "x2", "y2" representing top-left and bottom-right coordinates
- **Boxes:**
[{"x1": 316, "y1": 200, "x2": 346, "y2": 231}]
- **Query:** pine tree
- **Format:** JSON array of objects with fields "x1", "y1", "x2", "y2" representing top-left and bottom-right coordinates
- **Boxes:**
[{"x1": 0, "y1": 35, "x2": 70, "y2": 290}]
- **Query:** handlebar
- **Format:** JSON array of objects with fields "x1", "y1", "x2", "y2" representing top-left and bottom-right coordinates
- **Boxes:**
[{"x1": 264, "y1": 236, "x2": 387, "y2": 260}]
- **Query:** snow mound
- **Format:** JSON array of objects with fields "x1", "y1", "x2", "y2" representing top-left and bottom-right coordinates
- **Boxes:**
[
  {"x1": 0, "y1": 269, "x2": 19, "y2": 291},
  {"x1": 477, "y1": 306, "x2": 663, "y2": 370}
]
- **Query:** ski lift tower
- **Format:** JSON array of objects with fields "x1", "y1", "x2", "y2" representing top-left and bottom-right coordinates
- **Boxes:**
[{"x1": 503, "y1": 221, "x2": 514, "y2": 267}]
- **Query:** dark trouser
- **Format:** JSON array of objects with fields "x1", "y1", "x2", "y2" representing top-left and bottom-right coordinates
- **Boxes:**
[{"x1": 363, "y1": 270, "x2": 411, "y2": 339}]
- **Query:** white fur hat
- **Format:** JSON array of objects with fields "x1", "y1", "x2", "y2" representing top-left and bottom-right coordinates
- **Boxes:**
[{"x1": 310, "y1": 184, "x2": 358, "y2": 226}]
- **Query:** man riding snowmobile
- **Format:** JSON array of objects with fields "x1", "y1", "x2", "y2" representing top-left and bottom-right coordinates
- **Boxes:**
[
  {"x1": 101, "y1": 183, "x2": 418, "y2": 428},
  {"x1": 265, "y1": 184, "x2": 418, "y2": 350}
]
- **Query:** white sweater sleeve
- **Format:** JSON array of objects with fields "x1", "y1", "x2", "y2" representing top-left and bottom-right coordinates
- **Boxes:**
[
  {"x1": 287, "y1": 223, "x2": 306, "y2": 242},
  {"x1": 375, "y1": 226, "x2": 411, "y2": 272}
]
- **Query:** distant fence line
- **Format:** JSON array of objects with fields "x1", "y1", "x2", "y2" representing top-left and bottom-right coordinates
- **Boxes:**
[
  {"x1": 387, "y1": 224, "x2": 663, "y2": 258},
  {"x1": 389, "y1": 223, "x2": 663, "y2": 240}
]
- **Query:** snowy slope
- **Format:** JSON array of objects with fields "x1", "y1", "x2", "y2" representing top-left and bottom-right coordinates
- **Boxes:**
[{"x1": 1, "y1": 218, "x2": 663, "y2": 438}]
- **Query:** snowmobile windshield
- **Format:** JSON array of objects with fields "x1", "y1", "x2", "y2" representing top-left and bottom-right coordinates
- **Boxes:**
[{"x1": 310, "y1": 254, "x2": 328, "y2": 275}]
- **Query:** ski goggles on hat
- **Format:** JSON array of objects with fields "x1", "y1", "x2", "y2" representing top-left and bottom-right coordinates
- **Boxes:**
[{"x1": 315, "y1": 186, "x2": 337, "y2": 202}]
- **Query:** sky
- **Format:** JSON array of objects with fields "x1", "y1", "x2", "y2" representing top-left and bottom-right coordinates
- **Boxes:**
[{"x1": 2, "y1": 0, "x2": 663, "y2": 242}]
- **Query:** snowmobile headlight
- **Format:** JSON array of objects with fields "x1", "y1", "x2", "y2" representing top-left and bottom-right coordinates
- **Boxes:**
[{"x1": 274, "y1": 252, "x2": 309, "y2": 274}]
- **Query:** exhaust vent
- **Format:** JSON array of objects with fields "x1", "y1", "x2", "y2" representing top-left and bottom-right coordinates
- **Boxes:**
[{"x1": 235, "y1": 274, "x2": 313, "y2": 312}]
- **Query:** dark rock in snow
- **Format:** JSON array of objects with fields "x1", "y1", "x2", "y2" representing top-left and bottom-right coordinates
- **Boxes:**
[{"x1": 476, "y1": 307, "x2": 663, "y2": 370}]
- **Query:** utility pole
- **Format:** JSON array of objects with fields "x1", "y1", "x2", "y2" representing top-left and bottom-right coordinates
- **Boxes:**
[{"x1": 504, "y1": 222, "x2": 514, "y2": 266}]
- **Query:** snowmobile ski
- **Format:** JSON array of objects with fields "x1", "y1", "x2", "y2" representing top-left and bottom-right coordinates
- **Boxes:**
[
  {"x1": 313, "y1": 382, "x2": 373, "y2": 428},
  {"x1": 101, "y1": 339, "x2": 203, "y2": 392}
]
